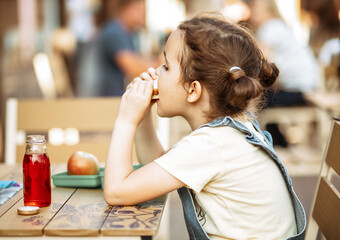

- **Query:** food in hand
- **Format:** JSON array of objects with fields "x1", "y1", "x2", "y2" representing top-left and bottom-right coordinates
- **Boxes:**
[
  {"x1": 152, "y1": 79, "x2": 159, "y2": 99},
  {"x1": 67, "y1": 151, "x2": 99, "y2": 175}
]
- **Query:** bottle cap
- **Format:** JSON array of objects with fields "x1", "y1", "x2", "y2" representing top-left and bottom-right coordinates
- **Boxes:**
[{"x1": 17, "y1": 206, "x2": 40, "y2": 215}]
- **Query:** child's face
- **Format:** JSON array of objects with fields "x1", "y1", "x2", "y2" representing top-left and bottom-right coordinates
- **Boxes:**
[{"x1": 156, "y1": 30, "x2": 188, "y2": 118}]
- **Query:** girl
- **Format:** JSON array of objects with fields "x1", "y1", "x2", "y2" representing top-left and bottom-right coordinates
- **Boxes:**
[{"x1": 104, "y1": 12, "x2": 305, "y2": 240}]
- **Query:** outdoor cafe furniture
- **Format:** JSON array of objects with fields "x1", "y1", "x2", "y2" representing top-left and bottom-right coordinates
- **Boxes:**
[{"x1": 0, "y1": 163, "x2": 167, "y2": 239}]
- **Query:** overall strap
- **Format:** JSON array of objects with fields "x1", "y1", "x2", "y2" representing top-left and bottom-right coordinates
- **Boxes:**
[
  {"x1": 177, "y1": 187, "x2": 211, "y2": 240},
  {"x1": 178, "y1": 116, "x2": 306, "y2": 240}
]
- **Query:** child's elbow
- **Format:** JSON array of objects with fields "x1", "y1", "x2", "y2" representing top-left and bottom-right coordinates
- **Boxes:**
[
  {"x1": 103, "y1": 185, "x2": 133, "y2": 206},
  {"x1": 104, "y1": 186, "x2": 122, "y2": 206}
]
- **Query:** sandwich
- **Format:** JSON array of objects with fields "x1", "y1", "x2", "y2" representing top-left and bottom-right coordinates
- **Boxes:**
[{"x1": 152, "y1": 79, "x2": 159, "y2": 100}]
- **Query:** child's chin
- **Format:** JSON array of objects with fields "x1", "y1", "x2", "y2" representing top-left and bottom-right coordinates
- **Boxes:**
[
  {"x1": 157, "y1": 109, "x2": 167, "y2": 118},
  {"x1": 157, "y1": 109, "x2": 176, "y2": 119}
]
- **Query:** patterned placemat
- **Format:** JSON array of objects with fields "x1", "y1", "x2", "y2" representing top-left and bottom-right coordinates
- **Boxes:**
[{"x1": 0, "y1": 181, "x2": 22, "y2": 206}]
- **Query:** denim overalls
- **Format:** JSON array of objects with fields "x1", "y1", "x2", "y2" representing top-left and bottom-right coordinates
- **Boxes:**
[{"x1": 177, "y1": 116, "x2": 306, "y2": 240}]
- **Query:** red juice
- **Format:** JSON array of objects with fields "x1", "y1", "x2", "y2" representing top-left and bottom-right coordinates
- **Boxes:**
[{"x1": 23, "y1": 153, "x2": 51, "y2": 207}]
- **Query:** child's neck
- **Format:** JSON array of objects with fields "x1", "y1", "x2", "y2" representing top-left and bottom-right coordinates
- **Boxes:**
[
  {"x1": 186, "y1": 113, "x2": 249, "y2": 130},
  {"x1": 186, "y1": 115, "x2": 209, "y2": 131},
  {"x1": 184, "y1": 102, "x2": 211, "y2": 131}
]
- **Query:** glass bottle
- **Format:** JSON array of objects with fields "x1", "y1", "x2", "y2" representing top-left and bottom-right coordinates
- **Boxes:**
[{"x1": 23, "y1": 135, "x2": 51, "y2": 207}]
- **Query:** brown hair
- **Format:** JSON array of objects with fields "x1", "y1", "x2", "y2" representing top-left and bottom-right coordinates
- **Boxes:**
[
  {"x1": 177, "y1": 12, "x2": 279, "y2": 119},
  {"x1": 101, "y1": 0, "x2": 145, "y2": 19},
  {"x1": 96, "y1": 0, "x2": 144, "y2": 24}
]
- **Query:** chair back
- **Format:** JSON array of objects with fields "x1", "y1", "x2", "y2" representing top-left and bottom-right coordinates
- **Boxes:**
[
  {"x1": 305, "y1": 119, "x2": 340, "y2": 240},
  {"x1": 5, "y1": 97, "x2": 126, "y2": 164}
]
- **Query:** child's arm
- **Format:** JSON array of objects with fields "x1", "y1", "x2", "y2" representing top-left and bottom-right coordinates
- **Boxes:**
[
  {"x1": 104, "y1": 77, "x2": 184, "y2": 206},
  {"x1": 135, "y1": 109, "x2": 165, "y2": 164},
  {"x1": 135, "y1": 68, "x2": 164, "y2": 164}
]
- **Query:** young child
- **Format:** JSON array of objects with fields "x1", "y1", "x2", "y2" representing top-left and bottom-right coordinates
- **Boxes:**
[{"x1": 104, "y1": 12, "x2": 305, "y2": 240}]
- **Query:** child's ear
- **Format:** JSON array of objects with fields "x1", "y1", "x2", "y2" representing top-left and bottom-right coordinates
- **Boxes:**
[{"x1": 187, "y1": 80, "x2": 202, "y2": 103}]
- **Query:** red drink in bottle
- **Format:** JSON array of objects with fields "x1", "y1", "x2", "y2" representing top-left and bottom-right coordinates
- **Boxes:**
[{"x1": 23, "y1": 135, "x2": 51, "y2": 207}]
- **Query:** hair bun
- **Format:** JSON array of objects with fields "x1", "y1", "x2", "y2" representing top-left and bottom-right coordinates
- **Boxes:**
[
  {"x1": 224, "y1": 70, "x2": 262, "y2": 112},
  {"x1": 259, "y1": 59, "x2": 279, "y2": 88},
  {"x1": 227, "y1": 68, "x2": 246, "y2": 84}
]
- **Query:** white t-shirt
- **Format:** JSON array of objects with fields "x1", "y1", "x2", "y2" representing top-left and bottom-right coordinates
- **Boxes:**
[
  {"x1": 155, "y1": 122, "x2": 297, "y2": 239},
  {"x1": 257, "y1": 19, "x2": 320, "y2": 92}
]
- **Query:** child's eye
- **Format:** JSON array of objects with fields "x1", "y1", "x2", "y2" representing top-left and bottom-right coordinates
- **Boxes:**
[{"x1": 162, "y1": 64, "x2": 169, "y2": 71}]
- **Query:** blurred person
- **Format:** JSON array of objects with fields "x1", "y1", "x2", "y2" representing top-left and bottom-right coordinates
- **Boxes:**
[
  {"x1": 66, "y1": 0, "x2": 99, "y2": 94},
  {"x1": 221, "y1": 0, "x2": 251, "y2": 22},
  {"x1": 301, "y1": 0, "x2": 340, "y2": 90},
  {"x1": 301, "y1": 0, "x2": 339, "y2": 57},
  {"x1": 246, "y1": 0, "x2": 320, "y2": 105},
  {"x1": 94, "y1": 0, "x2": 158, "y2": 96},
  {"x1": 245, "y1": 0, "x2": 321, "y2": 146}
]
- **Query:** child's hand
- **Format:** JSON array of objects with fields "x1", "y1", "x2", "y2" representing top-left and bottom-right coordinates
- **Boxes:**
[
  {"x1": 117, "y1": 69, "x2": 156, "y2": 126},
  {"x1": 126, "y1": 67, "x2": 157, "y2": 91}
]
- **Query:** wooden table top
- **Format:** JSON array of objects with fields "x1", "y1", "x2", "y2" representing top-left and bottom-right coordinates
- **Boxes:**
[
  {"x1": 0, "y1": 164, "x2": 167, "y2": 239},
  {"x1": 304, "y1": 91, "x2": 340, "y2": 116}
]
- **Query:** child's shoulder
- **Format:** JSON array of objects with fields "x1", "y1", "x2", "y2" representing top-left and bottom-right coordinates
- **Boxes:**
[{"x1": 187, "y1": 123, "x2": 246, "y2": 145}]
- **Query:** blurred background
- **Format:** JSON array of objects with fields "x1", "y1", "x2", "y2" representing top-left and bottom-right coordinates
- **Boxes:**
[
  {"x1": 0, "y1": 0, "x2": 339, "y2": 158},
  {"x1": 0, "y1": 0, "x2": 339, "y2": 239}
]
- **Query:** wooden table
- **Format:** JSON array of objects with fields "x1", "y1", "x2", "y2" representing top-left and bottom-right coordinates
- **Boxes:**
[
  {"x1": 304, "y1": 91, "x2": 340, "y2": 117},
  {"x1": 0, "y1": 164, "x2": 167, "y2": 239}
]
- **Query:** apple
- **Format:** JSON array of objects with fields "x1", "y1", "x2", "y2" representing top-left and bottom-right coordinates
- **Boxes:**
[{"x1": 67, "y1": 151, "x2": 99, "y2": 175}]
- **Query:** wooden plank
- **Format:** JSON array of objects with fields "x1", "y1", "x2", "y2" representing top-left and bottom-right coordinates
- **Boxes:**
[
  {"x1": 304, "y1": 92, "x2": 340, "y2": 112},
  {"x1": 0, "y1": 164, "x2": 75, "y2": 236},
  {"x1": 313, "y1": 177, "x2": 340, "y2": 240},
  {"x1": 44, "y1": 188, "x2": 111, "y2": 236},
  {"x1": 0, "y1": 164, "x2": 17, "y2": 179},
  {"x1": 0, "y1": 164, "x2": 23, "y2": 182},
  {"x1": 101, "y1": 195, "x2": 167, "y2": 236},
  {"x1": 326, "y1": 121, "x2": 340, "y2": 175},
  {"x1": 0, "y1": 186, "x2": 76, "y2": 236},
  {"x1": 0, "y1": 164, "x2": 66, "y2": 217},
  {"x1": 17, "y1": 98, "x2": 120, "y2": 131},
  {"x1": 0, "y1": 191, "x2": 23, "y2": 218},
  {"x1": 0, "y1": 236, "x2": 141, "y2": 239}
]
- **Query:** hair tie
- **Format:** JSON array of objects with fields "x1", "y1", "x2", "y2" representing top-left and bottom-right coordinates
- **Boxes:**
[{"x1": 229, "y1": 66, "x2": 241, "y2": 72}]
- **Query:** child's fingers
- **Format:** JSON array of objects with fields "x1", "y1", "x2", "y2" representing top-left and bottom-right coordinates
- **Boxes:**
[
  {"x1": 144, "y1": 80, "x2": 154, "y2": 96},
  {"x1": 139, "y1": 72, "x2": 153, "y2": 82},
  {"x1": 126, "y1": 73, "x2": 153, "y2": 98},
  {"x1": 131, "y1": 79, "x2": 147, "y2": 95},
  {"x1": 132, "y1": 79, "x2": 153, "y2": 97},
  {"x1": 147, "y1": 67, "x2": 157, "y2": 80},
  {"x1": 126, "y1": 77, "x2": 142, "y2": 90},
  {"x1": 139, "y1": 80, "x2": 153, "y2": 96},
  {"x1": 131, "y1": 79, "x2": 142, "y2": 93},
  {"x1": 126, "y1": 78, "x2": 137, "y2": 90}
]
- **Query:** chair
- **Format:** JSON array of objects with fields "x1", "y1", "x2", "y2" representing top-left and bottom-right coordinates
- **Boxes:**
[
  {"x1": 33, "y1": 52, "x2": 73, "y2": 99},
  {"x1": 305, "y1": 119, "x2": 340, "y2": 240},
  {"x1": 5, "y1": 97, "x2": 123, "y2": 164}
]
